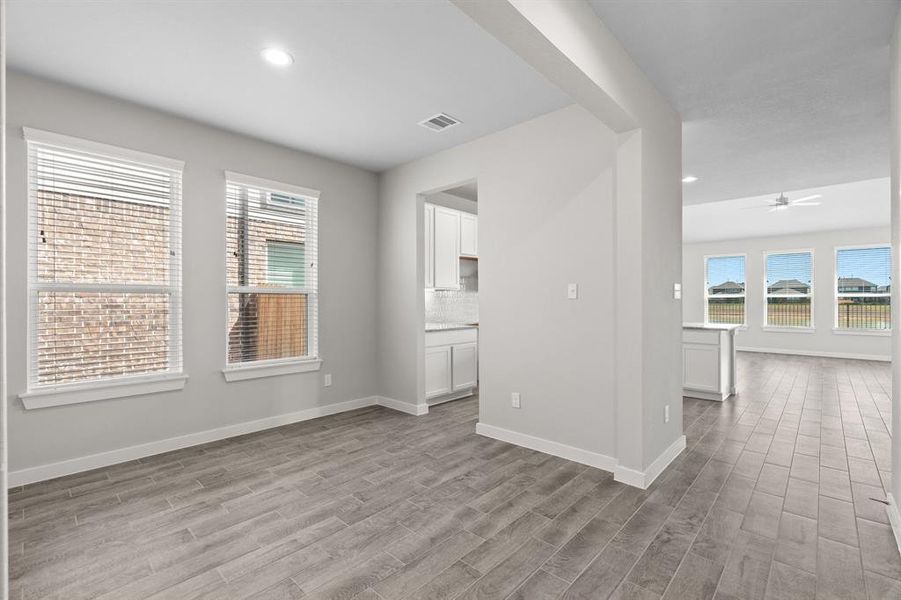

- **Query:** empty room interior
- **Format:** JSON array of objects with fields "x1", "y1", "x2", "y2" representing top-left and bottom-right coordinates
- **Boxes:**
[{"x1": 4, "y1": 0, "x2": 901, "y2": 599}]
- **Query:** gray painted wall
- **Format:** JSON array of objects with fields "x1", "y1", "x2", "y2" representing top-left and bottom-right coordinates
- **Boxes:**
[
  {"x1": 683, "y1": 227, "x2": 892, "y2": 360},
  {"x1": 379, "y1": 104, "x2": 620, "y2": 458},
  {"x1": 6, "y1": 72, "x2": 379, "y2": 472},
  {"x1": 889, "y1": 7, "x2": 901, "y2": 520}
]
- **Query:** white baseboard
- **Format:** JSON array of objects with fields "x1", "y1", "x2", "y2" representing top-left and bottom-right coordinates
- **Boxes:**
[
  {"x1": 887, "y1": 494, "x2": 901, "y2": 558},
  {"x1": 614, "y1": 435, "x2": 686, "y2": 489},
  {"x1": 736, "y1": 346, "x2": 890, "y2": 362},
  {"x1": 10, "y1": 395, "x2": 426, "y2": 487},
  {"x1": 374, "y1": 396, "x2": 429, "y2": 416},
  {"x1": 475, "y1": 422, "x2": 617, "y2": 472}
]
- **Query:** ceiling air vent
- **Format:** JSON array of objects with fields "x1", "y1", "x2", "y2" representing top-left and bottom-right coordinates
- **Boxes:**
[{"x1": 418, "y1": 113, "x2": 461, "y2": 132}]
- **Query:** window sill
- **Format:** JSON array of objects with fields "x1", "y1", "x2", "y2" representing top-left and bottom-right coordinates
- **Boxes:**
[
  {"x1": 761, "y1": 326, "x2": 815, "y2": 334},
  {"x1": 19, "y1": 373, "x2": 188, "y2": 410},
  {"x1": 706, "y1": 324, "x2": 748, "y2": 331},
  {"x1": 222, "y1": 358, "x2": 322, "y2": 382},
  {"x1": 832, "y1": 328, "x2": 891, "y2": 337}
]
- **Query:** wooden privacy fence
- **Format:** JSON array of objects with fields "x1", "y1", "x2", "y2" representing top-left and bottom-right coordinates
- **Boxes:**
[{"x1": 257, "y1": 293, "x2": 307, "y2": 360}]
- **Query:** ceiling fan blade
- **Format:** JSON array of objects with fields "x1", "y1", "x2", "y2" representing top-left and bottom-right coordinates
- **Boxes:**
[
  {"x1": 792, "y1": 202, "x2": 821, "y2": 207},
  {"x1": 792, "y1": 194, "x2": 822, "y2": 203}
]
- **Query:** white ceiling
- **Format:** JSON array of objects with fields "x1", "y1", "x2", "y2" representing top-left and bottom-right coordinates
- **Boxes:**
[
  {"x1": 590, "y1": 0, "x2": 899, "y2": 205},
  {"x1": 683, "y1": 178, "x2": 890, "y2": 243},
  {"x1": 6, "y1": 1, "x2": 572, "y2": 172}
]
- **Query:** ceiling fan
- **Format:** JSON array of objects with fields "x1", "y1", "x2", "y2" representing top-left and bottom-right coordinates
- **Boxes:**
[{"x1": 748, "y1": 193, "x2": 822, "y2": 212}]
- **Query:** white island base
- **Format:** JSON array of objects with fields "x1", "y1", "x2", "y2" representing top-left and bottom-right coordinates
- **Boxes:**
[{"x1": 682, "y1": 323, "x2": 739, "y2": 402}]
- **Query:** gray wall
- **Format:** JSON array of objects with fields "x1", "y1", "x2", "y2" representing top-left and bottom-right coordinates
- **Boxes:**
[
  {"x1": 379, "y1": 104, "x2": 620, "y2": 458},
  {"x1": 683, "y1": 227, "x2": 892, "y2": 360},
  {"x1": 888, "y1": 6, "x2": 900, "y2": 521},
  {"x1": 6, "y1": 72, "x2": 379, "y2": 472}
]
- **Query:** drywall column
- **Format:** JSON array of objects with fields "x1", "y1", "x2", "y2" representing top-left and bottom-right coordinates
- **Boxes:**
[
  {"x1": 1, "y1": 0, "x2": 8, "y2": 591},
  {"x1": 888, "y1": 8, "x2": 901, "y2": 549},
  {"x1": 454, "y1": 0, "x2": 683, "y2": 486},
  {"x1": 614, "y1": 131, "x2": 645, "y2": 472}
]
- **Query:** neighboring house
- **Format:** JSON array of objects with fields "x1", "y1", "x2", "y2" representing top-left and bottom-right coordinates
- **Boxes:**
[
  {"x1": 767, "y1": 279, "x2": 810, "y2": 295},
  {"x1": 837, "y1": 277, "x2": 878, "y2": 293},
  {"x1": 708, "y1": 281, "x2": 744, "y2": 295}
]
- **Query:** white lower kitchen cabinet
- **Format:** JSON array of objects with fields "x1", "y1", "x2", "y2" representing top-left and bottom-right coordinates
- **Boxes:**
[
  {"x1": 424, "y1": 345, "x2": 452, "y2": 398},
  {"x1": 682, "y1": 323, "x2": 738, "y2": 401},
  {"x1": 452, "y1": 342, "x2": 478, "y2": 391},
  {"x1": 425, "y1": 327, "x2": 478, "y2": 403}
]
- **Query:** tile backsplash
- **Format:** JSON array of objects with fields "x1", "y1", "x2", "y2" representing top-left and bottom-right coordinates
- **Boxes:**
[{"x1": 425, "y1": 262, "x2": 479, "y2": 324}]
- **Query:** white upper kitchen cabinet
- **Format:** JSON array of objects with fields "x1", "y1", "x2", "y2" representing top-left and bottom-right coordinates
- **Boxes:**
[
  {"x1": 423, "y1": 203, "x2": 434, "y2": 288},
  {"x1": 433, "y1": 205, "x2": 461, "y2": 290},
  {"x1": 460, "y1": 213, "x2": 478, "y2": 257}
]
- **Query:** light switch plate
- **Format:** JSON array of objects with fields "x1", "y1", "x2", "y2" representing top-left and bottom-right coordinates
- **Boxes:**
[
  {"x1": 567, "y1": 283, "x2": 579, "y2": 300},
  {"x1": 324, "y1": 373, "x2": 332, "y2": 387},
  {"x1": 673, "y1": 283, "x2": 682, "y2": 300},
  {"x1": 511, "y1": 392, "x2": 521, "y2": 409}
]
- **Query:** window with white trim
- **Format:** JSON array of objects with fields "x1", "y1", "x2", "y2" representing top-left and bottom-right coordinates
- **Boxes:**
[
  {"x1": 225, "y1": 173, "x2": 319, "y2": 366},
  {"x1": 765, "y1": 251, "x2": 813, "y2": 328},
  {"x1": 25, "y1": 129, "x2": 183, "y2": 389},
  {"x1": 705, "y1": 255, "x2": 746, "y2": 325},
  {"x1": 835, "y1": 246, "x2": 891, "y2": 330}
]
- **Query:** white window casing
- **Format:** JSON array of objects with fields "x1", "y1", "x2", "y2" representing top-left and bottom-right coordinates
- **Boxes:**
[
  {"x1": 704, "y1": 254, "x2": 747, "y2": 326},
  {"x1": 834, "y1": 244, "x2": 891, "y2": 333},
  {"x1": 21, "y1": 128, "x2": 185, "y2": 408},
  {"x1": 223, "y1": 171, "x2": 320, "y2": 379},
  {"x1": 763, "y1": 249, "x2": 814, "y2": 330}
]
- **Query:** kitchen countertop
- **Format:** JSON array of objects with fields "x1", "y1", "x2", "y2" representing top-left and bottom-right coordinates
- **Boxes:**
[{"x1": 425, "y1": 322, "x2": 479, "y2": 332}]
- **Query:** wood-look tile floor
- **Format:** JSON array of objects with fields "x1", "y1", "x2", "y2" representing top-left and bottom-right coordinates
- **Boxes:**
[{"x1": 10, "y1": 352, "x2": 901, "y2": 599}]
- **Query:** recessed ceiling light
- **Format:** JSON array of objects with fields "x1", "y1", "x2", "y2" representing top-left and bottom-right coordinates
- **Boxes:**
[
  {"x1": 261, "y1": 47, "x2": 294, "y2": 67},
  {"x1": 682, "y1": 175, "x2": 698, "y2": 183}
]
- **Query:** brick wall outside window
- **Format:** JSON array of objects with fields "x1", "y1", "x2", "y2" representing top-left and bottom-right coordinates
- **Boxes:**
[{"x1": 35, "y1": 191, "x2": 172, "y2": 384}]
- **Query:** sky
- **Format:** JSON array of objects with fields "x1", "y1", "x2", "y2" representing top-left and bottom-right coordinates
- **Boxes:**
[
  {"x1": 836, "y1": 247, "x2": 891, "y2": 286},
  {"x1": 707, "y1": 247, "x2": 891, "y2": 288},
  {"x1": 765, "y1": 252, "x2": 812, "y2": 285},
  {"x1": 707, "y1": 255, "x2": 745, "y2": 287}
]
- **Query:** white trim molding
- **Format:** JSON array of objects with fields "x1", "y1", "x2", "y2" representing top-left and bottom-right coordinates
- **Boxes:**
[
  {"x1": 10, "y1": 394, "x2": 431, "y2": 486},
  {"x1": 887, "y1": 494, "x2": 901, "y2": 558},
  {"x1": 614, "y1": 435, "x2": 687, "y2": 490},
  {"x1": 19, "y1": 373, "x2": 188, "y2": 410},
  {"x1": 374, "y1": 396, "x2": 429, "y2": 416},
  {"x1": 223, "y1": 170, "x2": 320, "y2": 201},
  {"x1": 831, "y1": 327, "x2": 891, "y2": 337},
  {"x1": 760, "y1": 326, "x2": 815, "y2": 334},
  {"x1": 737, "y1": 346, "x2": 890, "y2": 362},
  {"x1": 475, "y1": 422, "x2": 617, "y2": 472},
  {"x1": 222, "y1": 358, "x2": 322, "y2": 382},
  {"x1": 23, "y1": 127, "x2": 184, "y2": 172}
]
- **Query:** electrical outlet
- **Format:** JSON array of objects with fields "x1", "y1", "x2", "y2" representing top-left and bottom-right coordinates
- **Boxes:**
[
  {"x1": 324, "y1": 373, "x2": 332, "y2": 387},
  {"x1": 664, "y1": 404, "x2": 670, "y2": 423},
  {"x1": 511, "y1": 392, "x2": 521, "y2": 409},
  {"x1": 567, "y1": 283, "x2": 579, "y2": 300}
]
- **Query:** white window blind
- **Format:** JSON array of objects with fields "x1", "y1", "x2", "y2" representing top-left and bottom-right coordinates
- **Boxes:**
[
  {"x1": 225, "y1": 173, "x2": 319, "y2": 366},
  {"x1": 835, "y1": 246, "x2": 891, "y2": 330},
  {"x1": 705, "y1": 255, "x2": 746, "y2": 325},
  {"x1": 25, "y1": 129, "x2": 183, "y2": 389},
  {"x1": 765, "y1": 251, "x2": 813, "y2": 328}
]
